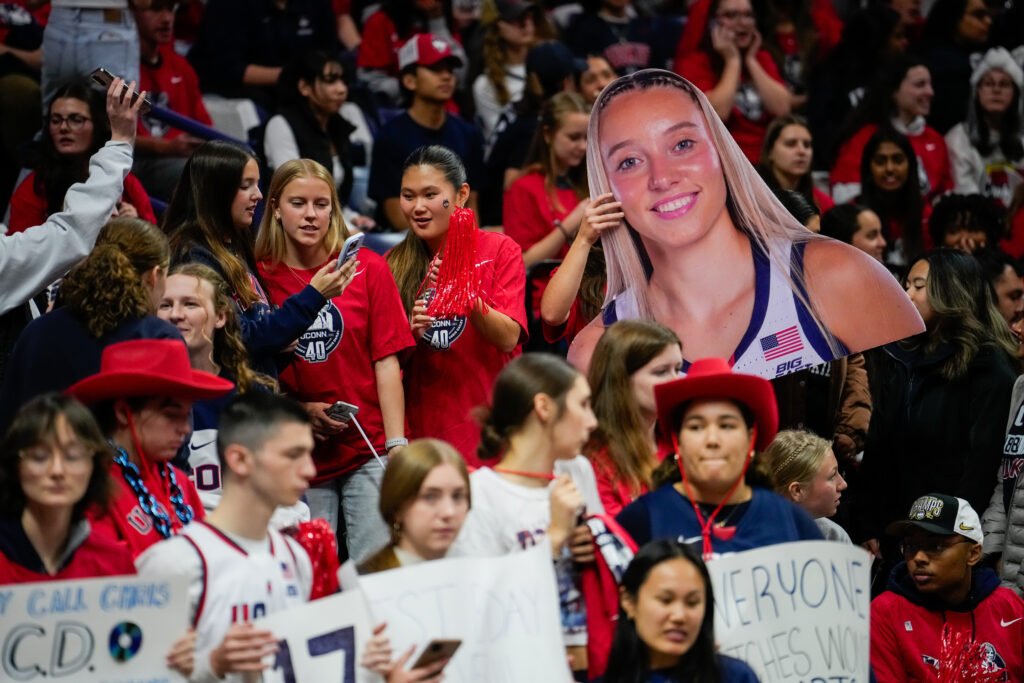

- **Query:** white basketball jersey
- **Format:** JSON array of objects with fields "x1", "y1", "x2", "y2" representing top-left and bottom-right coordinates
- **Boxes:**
[
  {"x1": 602, "y1": 241, "x2": 841, "y2": 380},
  {"x1": 180, "y1": 522, "x2": 312, "y2": 664}
]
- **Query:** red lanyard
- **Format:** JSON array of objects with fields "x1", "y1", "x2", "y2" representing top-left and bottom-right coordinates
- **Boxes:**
[
  {"x1": 673, "y1": 426, "x2": 757, "y2": 561},
  {"x1": 493, "y1": 466, "x2": 557, "y2": 482}
]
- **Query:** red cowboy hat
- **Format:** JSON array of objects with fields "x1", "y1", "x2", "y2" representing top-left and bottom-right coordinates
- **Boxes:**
[
  {"x1": 654, "y1": 357, "x2": 778, "y2": 451},
  {"x1": 65, "y1": 339, "x2": 235, "y2": 404}
]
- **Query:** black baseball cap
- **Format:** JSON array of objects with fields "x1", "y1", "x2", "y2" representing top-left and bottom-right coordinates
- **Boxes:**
[{"x1": 885, "y1": 493, "x2": 984, "y2": 544}]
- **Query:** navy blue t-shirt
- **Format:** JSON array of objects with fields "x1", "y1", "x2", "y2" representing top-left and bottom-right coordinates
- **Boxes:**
[
  {"x1": 616, "y1": 486, "x2": 823, "y2": 556},
  {"x1": 368, "y1": 112, "x2": 485, "y2": 214},
  {"x1": 592, "y1": 654, "x2": 761, "y2": 682}
]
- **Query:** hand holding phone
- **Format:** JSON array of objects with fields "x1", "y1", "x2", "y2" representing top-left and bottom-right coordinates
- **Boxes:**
[
  {"x1": 90, "y1": 68, "x2": 152, "y2": 114},
  {"x1": 336, "y1": 233, "x2": 365, "y2": 271},
  {"x1": 325, "y1": 400, "x2": 359, "y2": 423},
  {"x1": 411, "y1": 639, "x2": 461, "y2": 669}
]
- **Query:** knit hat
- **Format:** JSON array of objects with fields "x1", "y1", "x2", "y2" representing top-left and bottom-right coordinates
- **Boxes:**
[{"x1": 969, "y1": 47, "x2": 1024, "y2": 92}]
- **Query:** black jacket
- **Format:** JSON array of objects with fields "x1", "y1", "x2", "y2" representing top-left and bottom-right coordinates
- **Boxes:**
[
  {"x1": 855, "y1": 340, "x2": 1016, "y2": 542},
  {"x1": 278, "y1": 103, "x2": 357, "y2": 204}
]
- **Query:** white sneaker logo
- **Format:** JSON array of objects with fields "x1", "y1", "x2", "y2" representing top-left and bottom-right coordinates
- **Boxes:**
[{"x1": 1001, "y1": 617, "x2": 1022, "y2": 627}]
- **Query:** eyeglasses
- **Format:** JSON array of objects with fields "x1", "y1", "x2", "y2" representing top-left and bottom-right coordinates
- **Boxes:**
[
  {"x1": 900, "y1": 538, "x2": 973, "y2": 559},
  {"x1": 717, "y1": 9, "x2": 756, "y2": 20},
  {"x1": 19, "y1": 446, "x2": 95, "y2": 469},
  {"x1": 46, "y1": 114, "x2": 92, "y2": 130}
]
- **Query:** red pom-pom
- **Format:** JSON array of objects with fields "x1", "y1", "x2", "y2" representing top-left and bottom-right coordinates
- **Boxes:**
[
  {"x1": 283, "y1": 519, "x2": 340, "y2": 600},
  {"x1": 424, "y1": 207, "x2": 483, "y2": 319},
  {"x1": 937, "y1": 624, "x2": 1006, "y2": 682}
]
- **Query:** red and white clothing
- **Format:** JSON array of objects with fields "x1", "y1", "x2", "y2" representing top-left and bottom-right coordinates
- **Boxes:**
[
  {"x1": 401, "y1": 230, "x2": 527, "y2": 467},
  {"x1": 830, "y1": 121, "x2": 952, "y2": 206},
  {"x1": 673, "y1": 49, "x2": 787, "y2": 163},
  {"x1": 7, "y1": 170, "x2": 155, "y2": 234},
  {"x1": 0, "y1": 517, "x2": 135, "y2": 584},
  {"x1": 89, "y1": 456, "x2": 205, "y2": 558},
  {"x1": 137, "y1": 43, "x2": 212, "y2": 140},
  {"x1": 135, "y1": 521, "x2": 312, "y2": 683},
  {"x1": 259, "y1": 249, "x2": 415, "y2": 483},
  {"x1": 588, "y1": 444, "x2": 672, "y2": 518},
  {"x1": 945, "y1": 123, "x2": 1024, "y2": 209},
  {"x1": 871, "y1": 564, "x2": 1024, "y2": 682}
]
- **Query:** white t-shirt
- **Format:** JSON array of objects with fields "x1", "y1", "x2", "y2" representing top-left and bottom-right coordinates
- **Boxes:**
[{"x1": 450, "y1": 456, "x2": 603, "y2": 646}]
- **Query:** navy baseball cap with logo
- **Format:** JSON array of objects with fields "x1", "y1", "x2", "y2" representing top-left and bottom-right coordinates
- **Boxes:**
[{"x1": 885, "y1": 493, "x2": 984, "y2": 544}]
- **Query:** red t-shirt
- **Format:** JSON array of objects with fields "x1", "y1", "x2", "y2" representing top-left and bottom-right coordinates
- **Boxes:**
[
  {"x1": 400, "y1": 230, "x2": 528, "y2": 467},
  {"x1": 831, "y1": 124, "x2": 952, "y2": 206},
  {"x1": 0, "y1": 527, "x2": 135, "y2": 584},
  {"x1": 333, "y1": 0, "x2": 351, "y2": 14},
  {"x1": 503, "y1": 172, "x2": 581, "y2": 257},
  {"x1": 1002, "y1": 206, "x2": 1024, "y2": 259},
  {"x1": 8, "y1": 171, "x2": 156, "y2": 234},
  {"x1": 138, "y1": 43, "x2": 213, "y2": 139},
  {"x1": 258, "y1": 249, "x2": 415, "y2": 482},
  {"x1": 813, "y1": 187, "x2": 834, "y2": 213},
  {"x1": 674, "y1": 49, "x2": 785, "y2": 163},
  {"x1": 90, "y1": 458, "x2": 205, "y2": 558}
]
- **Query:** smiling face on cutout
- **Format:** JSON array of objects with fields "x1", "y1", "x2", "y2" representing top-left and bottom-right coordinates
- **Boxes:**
[{"x1": 599, "y1": 86, "x2": 732, "y2": 254}]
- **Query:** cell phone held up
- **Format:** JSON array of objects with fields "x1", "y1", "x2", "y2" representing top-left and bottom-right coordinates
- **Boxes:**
[
  {"x1": 335, "y1": 233, "x2": 365, "y2": 271},
  {"x1": 89, "y1": 68, "x2": 153, "y2": 114},
  {"x1": 325, "y1": 400, "x2": 359, "y2": 423},
  {"x1": 411, "y1": 639, "x2": 461, "y2": 669}
]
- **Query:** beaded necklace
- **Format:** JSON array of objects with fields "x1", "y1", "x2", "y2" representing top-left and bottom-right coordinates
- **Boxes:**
[{"x1": 110, "y1": 409, "x2": 195, "y2": 538}]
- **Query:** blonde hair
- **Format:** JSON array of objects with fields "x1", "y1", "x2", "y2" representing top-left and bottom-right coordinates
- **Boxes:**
[
  {"x1": 587, "y1": 69, "x2": 841, "y2": 355},
  {"x1": 360, "y1": 439, "x2": 470, "y2": 573},
  {"x1": 254, "y1": 159, "x2": 350, "y2": 264},
  {"x1": 763, "y1": 429, "x2": 831, "y2": 496},
  {"x1": 167, "y1": 263, "x2": 278, "y2": 393}
]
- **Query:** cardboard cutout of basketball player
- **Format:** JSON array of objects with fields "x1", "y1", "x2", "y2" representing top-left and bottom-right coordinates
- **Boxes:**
[{"x1": 569, "y1": 70, "x2": 924, "y2": 379}]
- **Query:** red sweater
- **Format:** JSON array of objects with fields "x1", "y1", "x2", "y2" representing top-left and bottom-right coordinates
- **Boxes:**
[
  {"x1": 831, "y1": 124, "x2": 952, "y2": 206},
  {"x1": 871, "y1": 564, "x2": 1024, "y2": 682},
  {"x1": 8, "y1": 170, "x2": 156, "y2": 234},
  {"x1": 0, "y1": 518, "x2": 135, "y2": 584}
]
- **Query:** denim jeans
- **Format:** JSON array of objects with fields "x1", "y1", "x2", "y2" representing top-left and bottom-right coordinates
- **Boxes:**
[
  {"x1": 306, "y1": 457, "x2": 389, "y2": 564},
  {"x1": 42, "y1": 7, "x2": 140, "y2": 108}
]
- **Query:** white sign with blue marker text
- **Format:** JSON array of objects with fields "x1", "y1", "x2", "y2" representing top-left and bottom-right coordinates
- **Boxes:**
[
  {"x1": 0, "y1": 574, "x2": 189, "y2": 682},
  {"x1": 707, "y1": 541, "x2": 871, "y2": 683}
]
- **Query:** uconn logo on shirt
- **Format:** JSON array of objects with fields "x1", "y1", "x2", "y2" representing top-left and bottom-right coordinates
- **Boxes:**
[
  {"x1": 297, "y1": 303, "x2": 344, "y2": 363},
  {"x1": 420, "y1": 288, "x2": 467, "y2": 351}
]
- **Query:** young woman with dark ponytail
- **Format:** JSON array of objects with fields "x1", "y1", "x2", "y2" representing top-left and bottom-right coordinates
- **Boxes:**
[
  {"x1": 451, "y1": 352, "x2": 601, "y2": 675},
  {"x1": 386, "y1": 144, "x2": 526, "y2": 465},
  {"x1": 0, "y1": 217, "x2": 180, "y2": 430}
]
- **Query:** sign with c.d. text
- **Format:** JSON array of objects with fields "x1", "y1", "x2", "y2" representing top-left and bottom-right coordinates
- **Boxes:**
[{"x1": 0, "y1": 574, "x2": 189, "y2": 682}]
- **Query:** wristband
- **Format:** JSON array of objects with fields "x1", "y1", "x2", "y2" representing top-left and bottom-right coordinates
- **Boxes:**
[
  {"x1": 385, "y1": 438, "x2": 409, "y2": 451},
  {"x1": 554, "y1": 219, "x2": 573, "y2": 243}
]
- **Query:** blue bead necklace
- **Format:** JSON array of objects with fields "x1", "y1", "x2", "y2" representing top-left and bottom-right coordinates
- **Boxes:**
[{"x1": 111, "y1": 443, "x2": 194, "y2": 538}]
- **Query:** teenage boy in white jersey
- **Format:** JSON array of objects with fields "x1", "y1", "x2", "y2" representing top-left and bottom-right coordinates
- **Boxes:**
[{"x1": 136, "y1": 392, "x2": 318, "y2": 682}]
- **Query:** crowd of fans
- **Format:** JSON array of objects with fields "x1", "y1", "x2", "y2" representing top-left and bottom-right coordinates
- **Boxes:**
[{"x1": 4, "y1": 0, "x2": 1024, "y2": 680}]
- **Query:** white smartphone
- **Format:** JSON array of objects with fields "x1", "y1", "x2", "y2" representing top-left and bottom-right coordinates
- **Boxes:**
[
  {"x1": 326, "y1": 400, "x2": 359, "y2": 423},
  {"x1": 89, "y1": 68, "x2": 152, "y2": 114},
  {"x1": 335, "y1": 233, "x2": 365, "y2": 271}
]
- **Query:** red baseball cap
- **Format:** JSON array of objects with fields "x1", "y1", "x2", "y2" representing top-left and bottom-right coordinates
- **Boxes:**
[
  {"x1": 654, "y1": 357, "x2": 778, "y2": 451},
  {"x1": 66, "y1": 339, "x2": 235, "y2": 404},
  {"x1": 398, "y1": 33, "x2": 464, "y2": 71}
]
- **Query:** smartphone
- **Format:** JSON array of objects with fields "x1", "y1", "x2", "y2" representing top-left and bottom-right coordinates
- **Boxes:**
[
  {"x1": 411, "y1": 639, "x2": 461, "y2": 669},
  {"x1": 89, "y1": 68, "x2": 152, "y2": 114},
  {"x1": 335, "y1": 233, "x2": 365, "y2": 271},
  {"x1": 325, "y1": 400, "x2": 359, "y2": 423}
]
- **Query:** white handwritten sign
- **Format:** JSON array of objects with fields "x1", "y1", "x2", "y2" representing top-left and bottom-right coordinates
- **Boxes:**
[
  {"x1": 255, "y1": 588, "x2": 379, "y2": 683},
  {"x1": 358, "y1": 544, "x2": 572, "y2": 683},
  {"x1": 708, "y1": 541, "x2": 871, "y2": 683},
  {"x1": 0, "y1": 574, "x2": 189, "y2": 682}
]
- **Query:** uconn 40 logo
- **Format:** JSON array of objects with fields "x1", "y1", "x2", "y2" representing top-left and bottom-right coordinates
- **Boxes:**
[
  {"x1": 421, "y1": 288, "x2": 467, "y2": 351},
  {"x1": 296, "y1": 303, "x2": 344, "y2": 363}
]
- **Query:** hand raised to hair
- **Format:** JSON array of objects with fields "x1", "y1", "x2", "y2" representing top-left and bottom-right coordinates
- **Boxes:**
[
  {"x1": 711, "y1": 23, "x2": 740, "y2": 61},
  {"x1": 578, "y1": 193, "x2": 624, "y2": 246}
]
